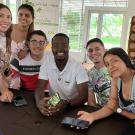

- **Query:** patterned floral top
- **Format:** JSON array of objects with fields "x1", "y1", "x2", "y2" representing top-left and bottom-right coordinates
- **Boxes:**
[
  {"x1": 0, "y1": 34, "x2": 10, "y2": 73},
  {"x1": 88, "y1": 66, "x2": 111, "y2": 106}
]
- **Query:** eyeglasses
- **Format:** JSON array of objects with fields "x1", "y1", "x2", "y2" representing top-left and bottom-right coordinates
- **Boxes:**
[{"x1": 30, "y1": 40, "x2": 46, "y2": 46}]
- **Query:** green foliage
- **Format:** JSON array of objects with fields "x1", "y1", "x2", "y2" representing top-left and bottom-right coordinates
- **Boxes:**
[
  {"x1": 102, "y1": 14, "x2": 123, "y2": 38},
  {"x1": 63, "y1": 11, "x2": 80, "y2": 34},
  {"x1": 63, "y1": 12, "x2": 123, "y2": 49},
  {"x1": 102, "y1": 37, "x2": 120, "y2": 44},
  {"x1": 25, "y1": 0, "x2": 34, "y2": 7}
]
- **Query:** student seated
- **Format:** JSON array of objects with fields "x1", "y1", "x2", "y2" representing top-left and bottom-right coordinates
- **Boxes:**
[
  {"x1": 86, "y1": 38, "x2": 111, "y2": 107},
  {"x1": 0, "y1": 30, "x2": 48, "y2": 102},
  {"x1": 35, "y1": 33, "x2": 88, "y2": 116},
  {"x1": 10, "y1": 4, "x2": 35, "y2": 60},
  {"x1": 0, "y1": 3, "x2": 13, "y2": 102}
]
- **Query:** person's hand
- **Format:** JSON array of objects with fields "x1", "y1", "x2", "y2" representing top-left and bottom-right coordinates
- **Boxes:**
[
  {"x1": 36, "y1": 97, "x2": 50, "y2": 116},
  {"x1": 47, "y1": 99, "x2": 68, "y2": 116},
  {"x1": 6, "y1": 72, "x2": 14, "y2": 82},
  {"x1": 17, "y1": 46, "x2": 28, "y2": 60},
  {"x1": 77, "y1": 111, "x2": 94, "y2": 124},
  {"x1": 0, "y1": 90, "x2": 13, "y2": 102},
  {"x1": 0, "y1": 71, "x2": 3, "y2": 78}
]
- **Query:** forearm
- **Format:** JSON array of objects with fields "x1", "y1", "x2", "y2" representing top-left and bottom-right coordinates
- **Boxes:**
[
  {"x1": 0, "y1": 87, "x2": 9, "y2": 94},
  {"x1": 35, "y1": 80, "x2": 45, "y2": 104},
  {"x1": 35, "y1": 89, "x2": 44, "y2": 104},
  {"x1": 69, "y1": 83, "x2": 88, "y2": 105},
  {"x1": 0, "y1": 79, "x2": 9, "y2": 94},
  {"x1": 120, "y1": 109, "x2": 135, "y2": 120},
  {"x1": 92, "y1": 105, "x2": 114, "y2": 121},
  {"x1": 88, "y1": 102, "x2": 97, "y2": 107},
  {"x1": 88, "y1": 91, "x2": 97, "y2": 107},
  {"x1": 92, "y1": 97, "x2": 118, "y2": 120}
]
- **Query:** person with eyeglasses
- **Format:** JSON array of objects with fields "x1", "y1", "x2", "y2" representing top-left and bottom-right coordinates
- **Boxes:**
[
  {"x1": 35, "y1": 33, "x2": 88, "y2": 116},
  {"x1": 0, "y1": 30, "x2": 48, "y2": 102}
]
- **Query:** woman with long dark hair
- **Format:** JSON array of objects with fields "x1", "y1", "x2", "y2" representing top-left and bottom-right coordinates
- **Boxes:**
[
  {"x1": 0, "y1": 3, "x2": 13, "y2": 102},
  {"x1": 77, "y1": 47, "x2": 135, "y2": 124},
  {"x1": 11, "y1": 4, "x2": 35, "y2": 60}
]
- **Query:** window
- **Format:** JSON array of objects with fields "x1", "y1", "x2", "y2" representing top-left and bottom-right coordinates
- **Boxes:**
[
  {"x1": 84, "y1": 7, "x2": 127, "y2": 49},
  {"x1": 60, "y1": 0, "x2": 83, "y2": 51},
  {"x1": 9, "y1": 0, "x2": 17, "y2": 23},
  {"x1": 1, "y1": 0, "x2": 129, "y2": 51},
  {"x1": 60, "y1": 0, "x2": 128, "y2": 51}
]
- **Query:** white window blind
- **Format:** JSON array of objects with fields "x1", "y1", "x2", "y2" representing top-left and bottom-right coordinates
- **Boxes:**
[{"x1": 60, "y1": 0, "x2": 128, "y2": 50}]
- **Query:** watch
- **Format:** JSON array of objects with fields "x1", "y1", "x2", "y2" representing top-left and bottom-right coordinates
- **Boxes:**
[{"x1": 117, "y1": 108, "x2": 122, "y2": 114}]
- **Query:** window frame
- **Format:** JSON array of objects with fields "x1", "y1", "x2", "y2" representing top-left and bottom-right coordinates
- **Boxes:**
[{"x1": 83, "y1": 6, "x2": 129, "y2": 50}]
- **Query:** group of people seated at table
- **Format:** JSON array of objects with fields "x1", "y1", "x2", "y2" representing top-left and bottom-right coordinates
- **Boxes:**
[{"x1": 0, "y1": 3, "x2": 135, "y2": 129}]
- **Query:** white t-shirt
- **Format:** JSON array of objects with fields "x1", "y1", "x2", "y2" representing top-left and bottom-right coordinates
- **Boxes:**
[
  {"x1": 39, "y1": 52, "x2": 88, "y2": 100},
  {"x1": 10, "y1": 52, "x2": 46, "y2": 91}
]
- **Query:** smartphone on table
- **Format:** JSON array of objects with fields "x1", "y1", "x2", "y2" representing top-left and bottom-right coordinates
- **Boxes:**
[
  {"x1": 13, "y1": 95, "x2": 27, "y2": 107},
  {"x1": 61, "y1": 117, "x2": 90, "y2": 129}
]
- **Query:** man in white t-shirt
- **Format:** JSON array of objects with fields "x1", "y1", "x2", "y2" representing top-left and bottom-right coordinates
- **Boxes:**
[{"x1": 35, "y1": 33, "x2": 88, "y2": 116}]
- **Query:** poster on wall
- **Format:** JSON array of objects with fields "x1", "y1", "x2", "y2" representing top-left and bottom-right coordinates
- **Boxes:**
[{"x1": 24, "y1": 0, "x2": 60, "y2": 42}]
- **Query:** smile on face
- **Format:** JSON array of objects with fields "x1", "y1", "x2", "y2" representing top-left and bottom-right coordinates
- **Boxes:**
[
  {"x1": 104, "y1": 54, "x2": 127, "y2": 78},
  {"x1": 52, "y1": 36, "x2": 69, "y2": 61},
  {"x1": 87, "y1": 42, "x2": 105, "y2": 64},
  {"x1": 0, "y1": 8, "x2": 11, "y2": 32},
  {"x1": 18, "y1": 8, "x2": 33, "y2": 27},
  {"x1": 28, "y1": 34, "x2": 47, "y2": 56}
]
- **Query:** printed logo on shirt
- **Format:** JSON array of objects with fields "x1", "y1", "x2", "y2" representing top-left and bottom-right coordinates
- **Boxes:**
[
  {"x1": 19, "y1": 65, "x2": 40, "y2": 72},
  {"x1": 94, "y1": 80, "x2": 111, "y2": 93}
]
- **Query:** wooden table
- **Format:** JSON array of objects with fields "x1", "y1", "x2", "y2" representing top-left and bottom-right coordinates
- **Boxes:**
[{"x1": 0, "y1": 90, "x2": 134, "y2": 135}]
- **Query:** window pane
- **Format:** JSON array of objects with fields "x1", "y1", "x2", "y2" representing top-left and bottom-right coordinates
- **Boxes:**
[
  {"x1": 60, "y1": 0, "x2": 82, "y2": 50},
  {"x1": 84, "y1": 0, "x2": 128, "y2": 7},
  {"x1": 102, "y1": 14, "x2": 123, "y2": 49},
  {"x1": 89, "y1": 13, "x2": 98, "y2": 39},
  {"x1": 60, "y1": 0, "x2": 128, "y2": 51},
  {"x1": 9, "y1": 0, "x2": 17, "y2": 23}
]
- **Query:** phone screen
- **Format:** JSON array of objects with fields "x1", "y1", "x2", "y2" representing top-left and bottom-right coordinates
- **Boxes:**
[
  {"x1": 61, "y1": 117, "x2": 90, "y2": 129},
  {"x1": 75, "y1": 119, "x2": 90, "y2": 129},
  {"x1": 13, "y1": 95, "x2": 27, "y2": 107},
  {"x1": 61, "y1": 117, "x2": 75, "y2": 125}
]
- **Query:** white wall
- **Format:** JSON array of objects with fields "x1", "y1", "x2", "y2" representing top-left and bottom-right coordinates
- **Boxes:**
[
  {"x1": 69, "y1": 51, "x2": 86, "y2": 62},
  {"x1": 22, "y1": 0, "x2": 134, "y2": 62},
  {"x1": 128, "y1": 0, "x2": 135, "y2": 17}
]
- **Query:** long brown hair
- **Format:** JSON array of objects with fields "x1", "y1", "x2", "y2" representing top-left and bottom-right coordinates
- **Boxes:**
[{"x1": 0, "y1": 3, "x2": 12, "y2": 55}]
